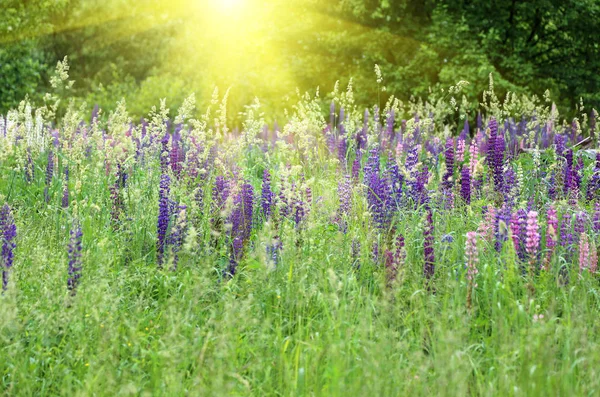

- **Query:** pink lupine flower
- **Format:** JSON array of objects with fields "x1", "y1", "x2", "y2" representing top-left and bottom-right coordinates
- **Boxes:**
[
  {"x1": 579, "y1": 233, "x2": 590, "y2": 274},
  {"x1": 509, "y1": 212, "x2": 520, "y2": 252},
  {"x1": 469, "y1": 141, "x2": 478, "y2": 176},
  {"x1": 396, "y1": 141, "x2": 403, "y2": 159},
  {"x1": 591, "y1": 243, "x2": 598, "y2": 273},
  {"x1": 465, "y1": 231, "x2": 479, "y2": 309},
  {"x1": 477, "y1": 206, "x2": 496, "y2": 242},
  {"x1": 525, "y1": 211, "x2": 540, "y2": 257},
  {"x1": 456, "y1": 138, "x2": 466, "y2": 162},
  {"x1": 465, "y1": 232, "x2": 479, "y2": 284}
]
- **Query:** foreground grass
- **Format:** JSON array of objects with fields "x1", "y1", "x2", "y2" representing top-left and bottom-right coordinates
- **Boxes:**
[{"x1": 1, "y1": 147, "x2": 599, "y2": 397}]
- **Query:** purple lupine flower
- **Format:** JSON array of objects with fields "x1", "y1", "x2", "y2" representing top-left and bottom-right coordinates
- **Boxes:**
[
  {"x1": 278, "y1": 188, "x2": 289, "y2": 219},
  {"x1": 586, "y1": 153, "x2": 600, "y2": 201},
  {"x1": 212, "y1": 176, "x2": 230, "y2": 213},
  {"x1": 555, "y1": 134, "x2": 567, "y2": 158},
  {"x1": 564, "y1": 149, "x2": 574, "y2": 195},
  {"x1": 338, "y1": 175, "x2": 352, "y2": 232},
  {"x1": 487, "y1": 117, "x2": 498, "y2": 168},
  {"x1": 574, "y1": 211, "x2": 586, "y2": 245},
  {"x1": 366, "y1": 163, "x2": 391, "y2": 230},
  {"x1": 157, "y1": 174, "x2": 171, "y2": 268},
  {"x1": 294, "y1": 197, "x2": 305, "y2": 228},
  {"x1": 357, "y1": 109, "x2": 368, "y2": 151},
  {"x1": 593, "y1": 202, "x2": 600, "y2": 232},
  {"x1": 461, "y1": 118, "x2": 470, "y2": 139},
  {"x1": 415, "y1": 165, "x2": 430, "y2": 207},
  {"x1": 241, "y1": 182, "x2": 254, "y2": 240},
  {"x1": 515, "y1": 209, "x2": 528, "y2": 260},
  {"x1": 160, "y1": 132, "x2": 170, "y2": 173},
  {"x1": 384, "y1": 110, "x2": 395, "y2": 150},
  {"x1": 404, "y1": 144, "x2": 421, "y2": 206},
  {"x1": 461, "y1": 165, "x2": 471, "y2": 205},
  {"x1": 261, "y1": 170, "x2": 273, "y2": 219},
  {"x1": 387, "y1": 161, "x2": 403, "y2": 210},
  {"x1": 365, "y1": 149, "x2": 390, "y2": 229},
  {"x1": 67, "y1": 220, "x2": 83, "y2": 294},
  {"x1": 338, "y1": 136, "x2": 347, "y2": 167},
  {"x1": 305, "y1": 186, "x2": 312, "y2": 216},
  {"x1": 548, "y1": 172, "x2": 557, "y2": 200},
  {"x1": 495, "y1": 204, "x2": 511, "y2": 252},
  {"x1": 0, "y1": 204, "x2": 16, "y2": 291},
  {"x1": 45, "y1": 151, "x2": 54, "y2": 203},
  {"x1": 560, "y1": 212, "x2": 574, "y2": 256},
  {"x1": 503, "y1": 166, "x2": 516, "y2": 204},
  {"x1": 423, "y1": 207, "x2": 435, "y2": 280},
  {"x1": 109, "y1": 181, "x2": 123, "y2": 227},
  {"x1": 444, "y1": 138, "x2": 454, "y2": 187},
  {"x1": 116, "y1": 163, "x2": 128, "y2": 188},
  {"x1": 351, "y1": 158, "x2": 360, "y2": 183},
  {"x1": 441, "y1": 234, "x2": 454, "y2": 244},
  {"x1": 62, "y1": 167, "x2": 69, "y2": 208},
  {"x1": 226, "y1": 182, "x2": 254, "y2": 277},
  {"x1": 226, "y1": 236, "x2": 243, "y2": 277},
  {"x1": 364, "y1": 148, "x2": 380, "y2": 182},
  {"x1": 385, "y1": 234, "x2": 405, "y2": 288},
  {"x1": 372, "y1": 241, "x2": 379, "y2": 266},
  {"x1": 266, "y1": 236, "x2": 282, "y2": 267},
  {"x1": 384, "y1": 250, "x2": 396, "y2": 285},
  {"x1": 493, "y1": 133, "x2": 505, "y2": 191},
  {"x1": 169, "y1": 205, "x2": 187, "y2": 271}
]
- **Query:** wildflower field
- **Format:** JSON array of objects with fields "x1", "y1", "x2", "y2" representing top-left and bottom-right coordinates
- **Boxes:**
[{"x1": 2, "y1": 59, "x2": 600, "y2": 396}]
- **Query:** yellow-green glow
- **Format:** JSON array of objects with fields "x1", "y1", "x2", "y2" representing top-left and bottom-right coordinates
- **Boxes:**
[{"x1": 211, "y1": 0, "x2": 245, "y2": 12}]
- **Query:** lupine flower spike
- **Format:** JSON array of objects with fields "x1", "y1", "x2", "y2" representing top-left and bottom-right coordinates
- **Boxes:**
[
  {"x1": 0, "y1": 204, "x2": 17, "y2": 291},
  {"x1": 67, "y1": 220, "x2": 83, "y2": 295},
  {"x1": 465, "y1": 231, "x2": 478, "y2": 309},
  {"x1": 525, "y1": 211, "x2": 540, "y2": 276}
]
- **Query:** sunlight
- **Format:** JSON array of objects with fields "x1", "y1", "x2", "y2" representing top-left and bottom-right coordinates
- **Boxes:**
[{"x1": 214, "y1": 0, "x2": 244, "y2": 11}]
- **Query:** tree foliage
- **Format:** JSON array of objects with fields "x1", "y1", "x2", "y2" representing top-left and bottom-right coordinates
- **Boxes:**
[{"x1": 1, "y1": 0, "x2": 598, "y2": 118}]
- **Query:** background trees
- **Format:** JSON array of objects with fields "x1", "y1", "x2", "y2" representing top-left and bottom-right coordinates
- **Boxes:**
[{"x1": 1, "y1": 0, "x2": 598, "y2": 120}]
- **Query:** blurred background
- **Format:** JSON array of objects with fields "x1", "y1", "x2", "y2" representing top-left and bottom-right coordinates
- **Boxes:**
[{"x1": 1, "y1": 0, "x2": 599, "y2": 123}]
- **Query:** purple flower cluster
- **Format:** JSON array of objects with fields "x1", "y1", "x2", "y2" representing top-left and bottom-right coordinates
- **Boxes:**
[
  {"x1": 423, "y1": 207, "x2": 435, "y2": 280},
  {"x1": 1, "y1": 204, "x2": 17, "y2": 291},
  {"x1": 67, "y1": 220, "x2": 83, "y2": 294},
  {"x1": 365, "y1": 149, "x2": 392, "y2": 230},
  {"x1": 45, "y1": 151, "x2": 54, "y2": 203},
  {"x1": 157, "y1": 174, "x2": 171, "y2": 268},
  {"x1": 461, "y1": 165, "x2": 471, "y2": 204},
  {"x1": 168, "y1": 205, "x2": 187, "y2": 271},
  {"x1": 226, "y1": 182, "x2": 254, "y2": 277},
  {"x1": 62, "y1": 166, "x2": 69, "y2": 208},
  {"x1": 261, "y1": 169, "x2": 273, "y2": 219}
]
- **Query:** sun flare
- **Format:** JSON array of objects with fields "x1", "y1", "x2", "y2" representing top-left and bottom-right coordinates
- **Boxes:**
[{"x1": 214, "y1": 0, "x2": 244, "y2": 10}]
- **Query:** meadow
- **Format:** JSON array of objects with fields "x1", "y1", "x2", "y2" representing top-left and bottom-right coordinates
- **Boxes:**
[{"x1": 1, "y1": 62, "x2": 600, "y2": 396}]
